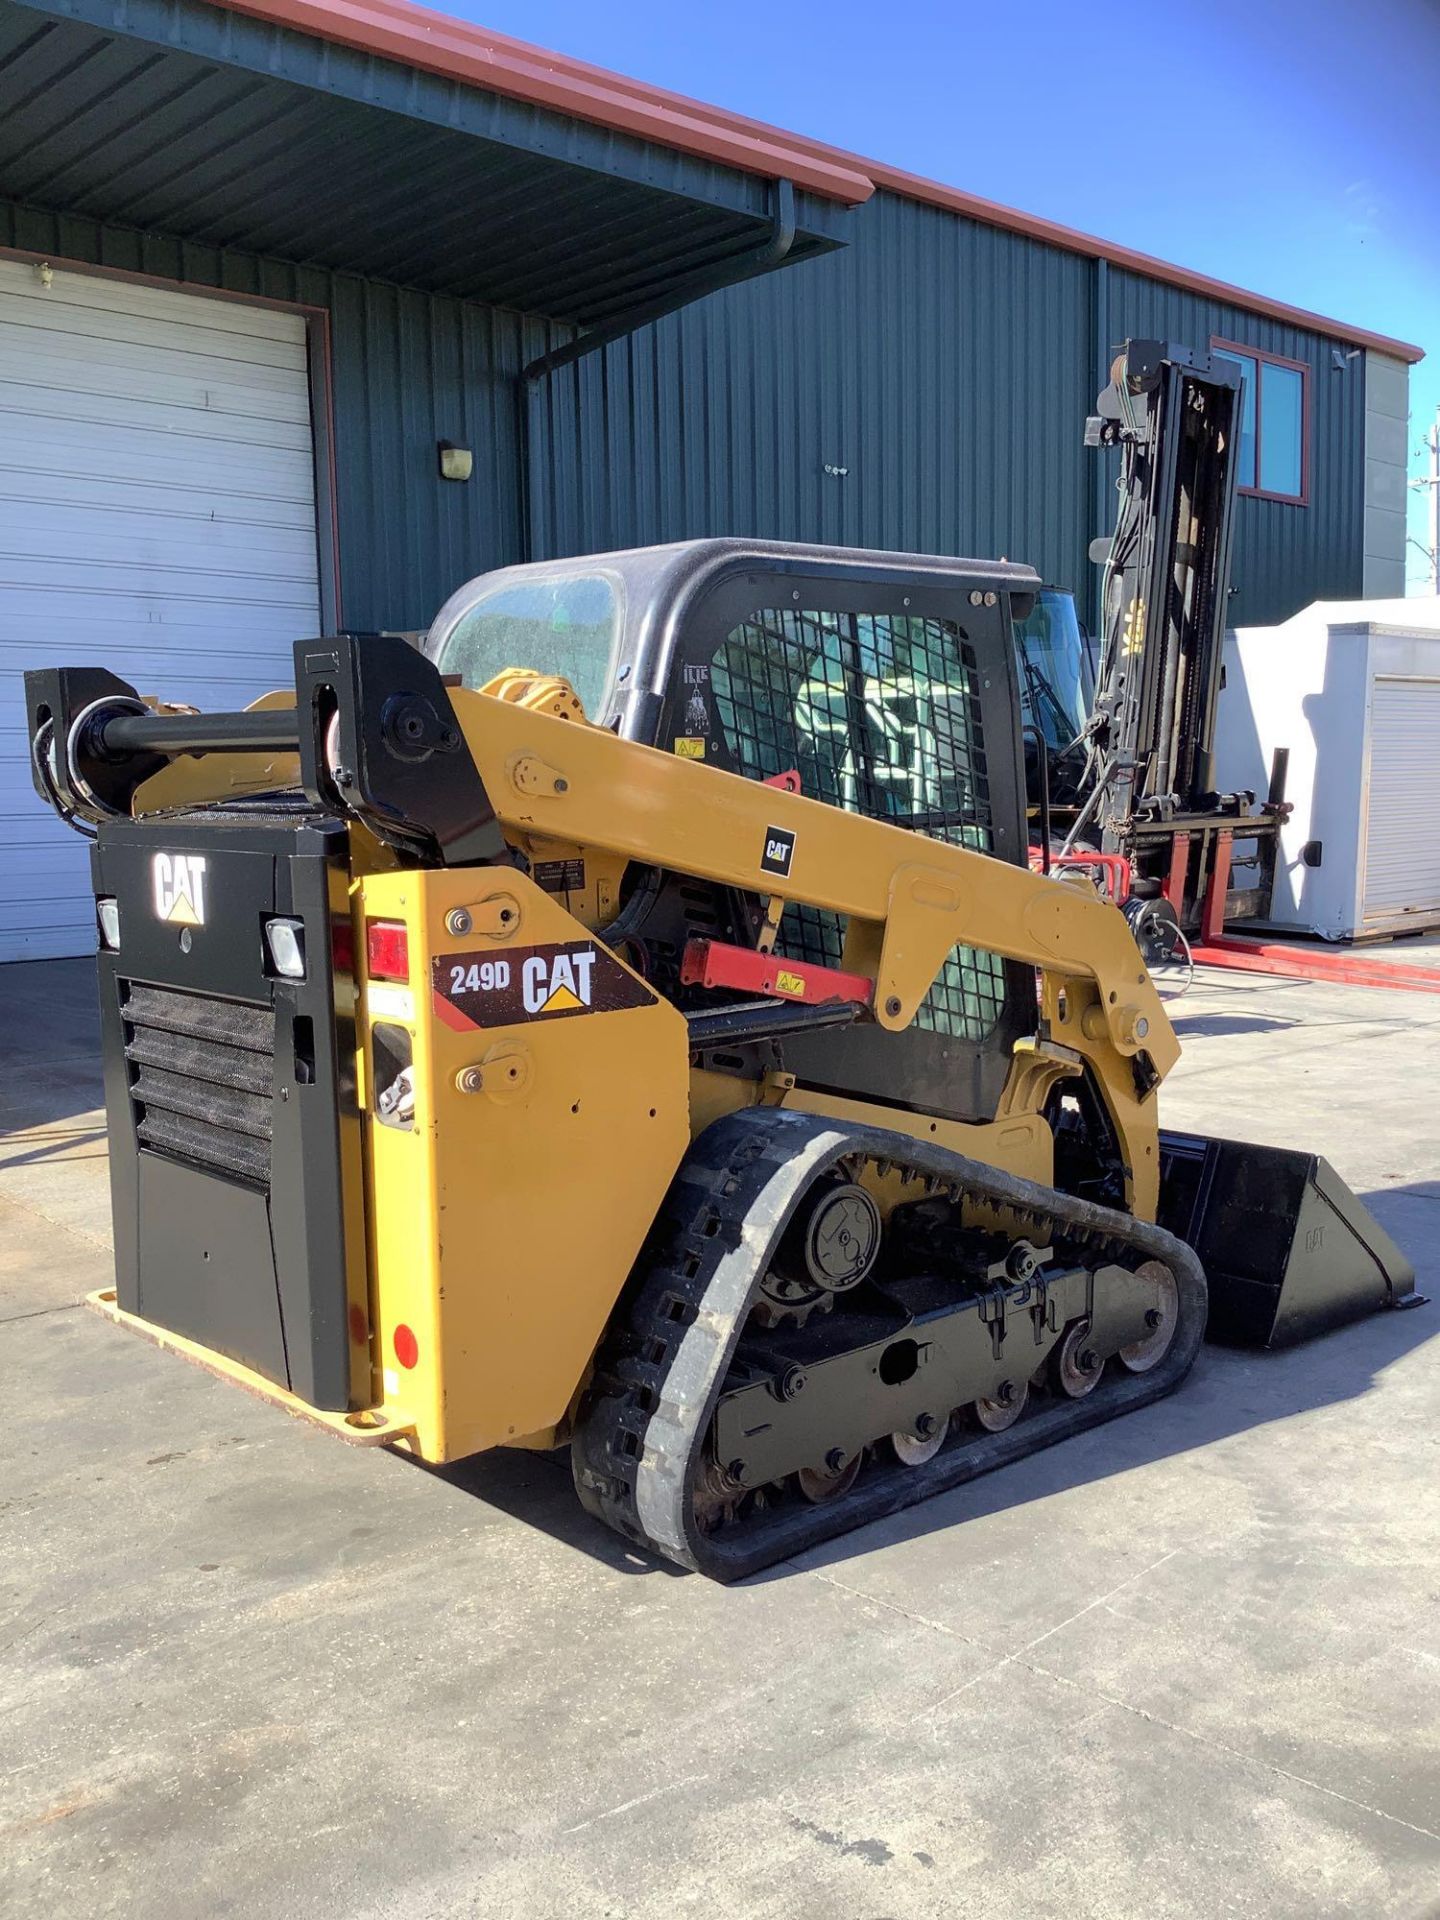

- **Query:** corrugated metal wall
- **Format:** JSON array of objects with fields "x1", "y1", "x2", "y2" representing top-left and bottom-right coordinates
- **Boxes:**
[
  {"x1": 3, "y1": 188, "x2": 1369, "y2": 636},
  {"x1": 533, "y1": 192, "x2": 1366, "y2": 628},
  {"x1": 324, "y1": 274, "x2": 557, "y2": 626},
  {"x1": 532, "y1": 193, "x2": 1096, "y2": 601},
  {"x1": 0, "y1": 198, "x2": 557, "y2": 631}
]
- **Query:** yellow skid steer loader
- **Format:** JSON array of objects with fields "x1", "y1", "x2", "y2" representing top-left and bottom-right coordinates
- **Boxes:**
[{"x1": 26, "y1": 536, "x2": 1415, "y2": 1578}]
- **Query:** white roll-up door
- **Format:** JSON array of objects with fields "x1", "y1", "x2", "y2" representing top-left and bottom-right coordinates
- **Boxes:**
[
  {"x1": 0, "y1": 259, "x2": 321, "y2": 962},
  {"x1": 1362, "y1": 676, "x2": 1440, "y2": 928}
]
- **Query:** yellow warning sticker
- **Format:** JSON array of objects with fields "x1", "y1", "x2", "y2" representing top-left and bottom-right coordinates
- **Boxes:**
[
  {"x1": 674, "y1": 737, "x2": 706, "y2": 759},
  {"x1": 774, "y1": 969, "x2": 806, "y2": 997},
  {"x1": 1122, "y1": 596, "x2": 1147, "y2": 655}
]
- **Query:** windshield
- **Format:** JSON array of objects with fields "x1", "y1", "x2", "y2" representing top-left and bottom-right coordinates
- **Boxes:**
[
  {"x1": 1013, "y1": 589, "x2": 1094, "y2": 751},
  {"x1": 427, "y1": 570, "x2": 622, "y2": 719}
]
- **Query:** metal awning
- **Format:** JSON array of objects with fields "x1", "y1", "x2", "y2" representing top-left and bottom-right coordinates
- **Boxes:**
[{"x1": 0, "y1": 0, "x2": 850, "y2": 325}]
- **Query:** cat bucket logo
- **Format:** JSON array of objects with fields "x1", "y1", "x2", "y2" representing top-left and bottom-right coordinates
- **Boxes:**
[
  {"x1": 760, "y1": 825, "x2": 796, "y2": 878},
  {"x1": 151, "y1": 852, "x2": 208, "y2": 927},
  {"x1": 432, "y1": 940, "x2": 656, "y2": 1031},
  {"x1": 524, "y1": 949, "x2": 592, "y2": 1014}
]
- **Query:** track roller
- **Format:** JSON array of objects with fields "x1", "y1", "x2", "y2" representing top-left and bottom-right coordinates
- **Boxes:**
[
  {"x1": 892, "y1": 1417, "x2": 947, "y2": 1465},
  {"x1": 1052, "y1": 1322, "x2": 1106, "y2": 1398},
  {"x1": 970, "y1": 1381, "x2": 1028, "y2": 1431},
  {"x1": 797, "y1": 1452, "x2": 862, "y2": 1501}
]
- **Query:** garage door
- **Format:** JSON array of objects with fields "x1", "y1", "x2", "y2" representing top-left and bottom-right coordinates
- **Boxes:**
[
  {"x1": 1362, "y1": 675, "x2": 1440, "y2": 927},
  {"x1": 0, "y1": 259, "x2": 321, "y2": 962}
]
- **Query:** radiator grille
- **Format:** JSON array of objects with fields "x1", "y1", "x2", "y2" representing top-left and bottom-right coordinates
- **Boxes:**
[{"x1": 122, "y1": 982, "x2": 274, "y2": 1185}]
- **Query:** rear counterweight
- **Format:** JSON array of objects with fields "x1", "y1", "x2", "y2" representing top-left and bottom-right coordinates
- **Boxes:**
[{"x1": 91, "y1": 806, "x2": 367, "y2": 1411}]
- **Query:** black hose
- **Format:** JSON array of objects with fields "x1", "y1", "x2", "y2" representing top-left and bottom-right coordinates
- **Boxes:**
[{"x1": 597, "y1": 864, "x2": 662, "y2": 954}]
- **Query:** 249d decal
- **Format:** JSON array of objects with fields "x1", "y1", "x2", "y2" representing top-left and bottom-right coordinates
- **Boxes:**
[{"x1": 433, "y1": 941, "x2": 655, "y2": 1030}]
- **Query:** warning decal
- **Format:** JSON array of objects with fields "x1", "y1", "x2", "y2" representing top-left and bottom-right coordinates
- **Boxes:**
[
  {"x1": 534, "y1": 858, "x2": 586, "y2": 893},
  {"x1": 432, "y1": 941, "x2": 656, "y2": 1030}
]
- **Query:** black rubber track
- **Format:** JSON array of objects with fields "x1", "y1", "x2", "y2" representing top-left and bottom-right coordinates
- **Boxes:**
[{"x1": 571, "y1": 1108, "x2": 1207, "y2": 1581}]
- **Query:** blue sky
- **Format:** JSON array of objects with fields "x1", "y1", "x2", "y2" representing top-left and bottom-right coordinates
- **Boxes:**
[{"x1": 462, "y1": 0, "x2": 1440, "y2": 587}]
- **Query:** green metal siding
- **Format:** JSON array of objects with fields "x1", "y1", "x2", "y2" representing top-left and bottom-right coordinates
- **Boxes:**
[
  {"x1": 8, "y1": 0, "x2": 850, "y2": 244},
  {"x1": 534, "y1": 192, "x2": 1366, "y2": 629},
  {"x1": 325, "y1": 274, "x2": 554, "y2": 626},
  {"x1": 532, "y1": 192, "x2": 1096, "y2": 602},
  {"x1": 0, "y1": 0, "x2": 845, "y2": 325},
  {"x1": 2, "y1": 186, "x2": 1371, "y2": 639}
]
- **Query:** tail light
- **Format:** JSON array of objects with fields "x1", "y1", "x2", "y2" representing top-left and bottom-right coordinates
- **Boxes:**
[{"x1": 366, "y1": 919, "x2": 410, "y2": 982}]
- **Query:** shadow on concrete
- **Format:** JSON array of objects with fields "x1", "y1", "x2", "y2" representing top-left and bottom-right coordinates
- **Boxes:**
[
  {"x1": 420, "y1": 1182, "x2": 1437, "y2": 1582},
  {"x1": 7, "y1": 952, "x2": 1435, "y2": 1586},
  {"x1": 1169, "y1": 1010, "x2": 1301, "y2": 1039},
  {"x1": 427, "y1": 1449, "x2": 690, "y2": 1579},
  {"x1": 0, "y1": 957, "x2": 104, "y2": 1136}
]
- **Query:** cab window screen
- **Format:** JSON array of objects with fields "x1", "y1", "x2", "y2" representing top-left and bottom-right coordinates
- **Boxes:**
[{"x1": 710, "y1": 608, "x2": 1008, "y2": 1042}]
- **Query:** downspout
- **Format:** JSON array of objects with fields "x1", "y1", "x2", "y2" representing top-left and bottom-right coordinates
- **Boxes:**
[{"x1": 517, "y1": 178, "x2": 798, "y2": 561}]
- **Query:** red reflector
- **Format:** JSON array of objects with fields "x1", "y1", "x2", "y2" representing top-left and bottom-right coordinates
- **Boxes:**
[
  {"x1": 331, "y1": 917, "x2": 356, "y2": 976},
  {"x1": 393, "y1": 1324, "x2": 419, "y2": 1370},
  {"x1": 366, "y1": 919, "x2": 409, "y2": 982}
]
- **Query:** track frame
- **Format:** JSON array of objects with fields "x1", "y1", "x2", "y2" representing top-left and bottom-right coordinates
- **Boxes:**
[{"x1": 572, "y1": 1107, "x2": 1207, "y2": 1579}]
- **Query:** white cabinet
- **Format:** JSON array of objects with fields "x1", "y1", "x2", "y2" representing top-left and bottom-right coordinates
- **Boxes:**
[{"x1": 1214, "y1": 598, "x2": 1440, "y2": 940}]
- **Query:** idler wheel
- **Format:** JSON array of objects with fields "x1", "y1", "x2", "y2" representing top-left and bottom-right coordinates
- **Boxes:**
[
  {"x1": 1119, "y1": 1261, "x2": 1181, "y2": 1373},
  {"x1": 692, "y1": 1458, "x2": 743, "y2": 1533}
]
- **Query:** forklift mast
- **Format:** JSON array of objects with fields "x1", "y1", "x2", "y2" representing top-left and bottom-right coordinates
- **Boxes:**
[{"x1": 1081, "y1": 339, "x2": 1243, "y2": 848}]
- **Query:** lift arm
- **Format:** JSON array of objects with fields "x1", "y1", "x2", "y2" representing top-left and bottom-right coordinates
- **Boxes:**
[
  {"x1": 447, "y1": 679, "x2": 1174, "y2": 1068},
  {"x1": 27, "y1": 637, "x2": 1176, "y2": 1085}
]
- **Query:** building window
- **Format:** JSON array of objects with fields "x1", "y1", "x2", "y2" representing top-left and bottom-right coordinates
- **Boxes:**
[{"x1": 1211, "y1": 340, "x2": 1309, "y2": 503}]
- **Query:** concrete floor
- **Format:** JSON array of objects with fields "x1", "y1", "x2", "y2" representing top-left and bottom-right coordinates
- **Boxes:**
[{"x1": 2, "y1": 954, "x2": 1438, "y2": 1919}]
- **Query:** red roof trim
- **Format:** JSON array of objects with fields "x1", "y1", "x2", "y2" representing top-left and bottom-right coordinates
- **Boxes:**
[{"x1": 211, "y1": 0, "x2": 1424, "y2": 365}]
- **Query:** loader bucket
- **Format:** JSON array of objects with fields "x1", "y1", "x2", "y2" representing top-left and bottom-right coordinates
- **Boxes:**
[{"x1": 1158, "y1": 1131, "x2": 1419, "y2": 1348}]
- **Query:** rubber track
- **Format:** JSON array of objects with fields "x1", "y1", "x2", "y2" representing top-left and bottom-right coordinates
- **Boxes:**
[{"x1": 571, "y1": 1107, "x2": 1207, "y2": 1581}]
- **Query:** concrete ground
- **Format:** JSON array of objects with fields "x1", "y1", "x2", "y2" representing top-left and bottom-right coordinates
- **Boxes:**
[{"x1": 2, "y1": 953, "x2": 1438, "y2": 1920}]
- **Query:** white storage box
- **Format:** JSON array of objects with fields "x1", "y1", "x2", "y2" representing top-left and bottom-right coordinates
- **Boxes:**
[{"x1": 1214, "y1": 597, "x2": 1440, "y2": 940}]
